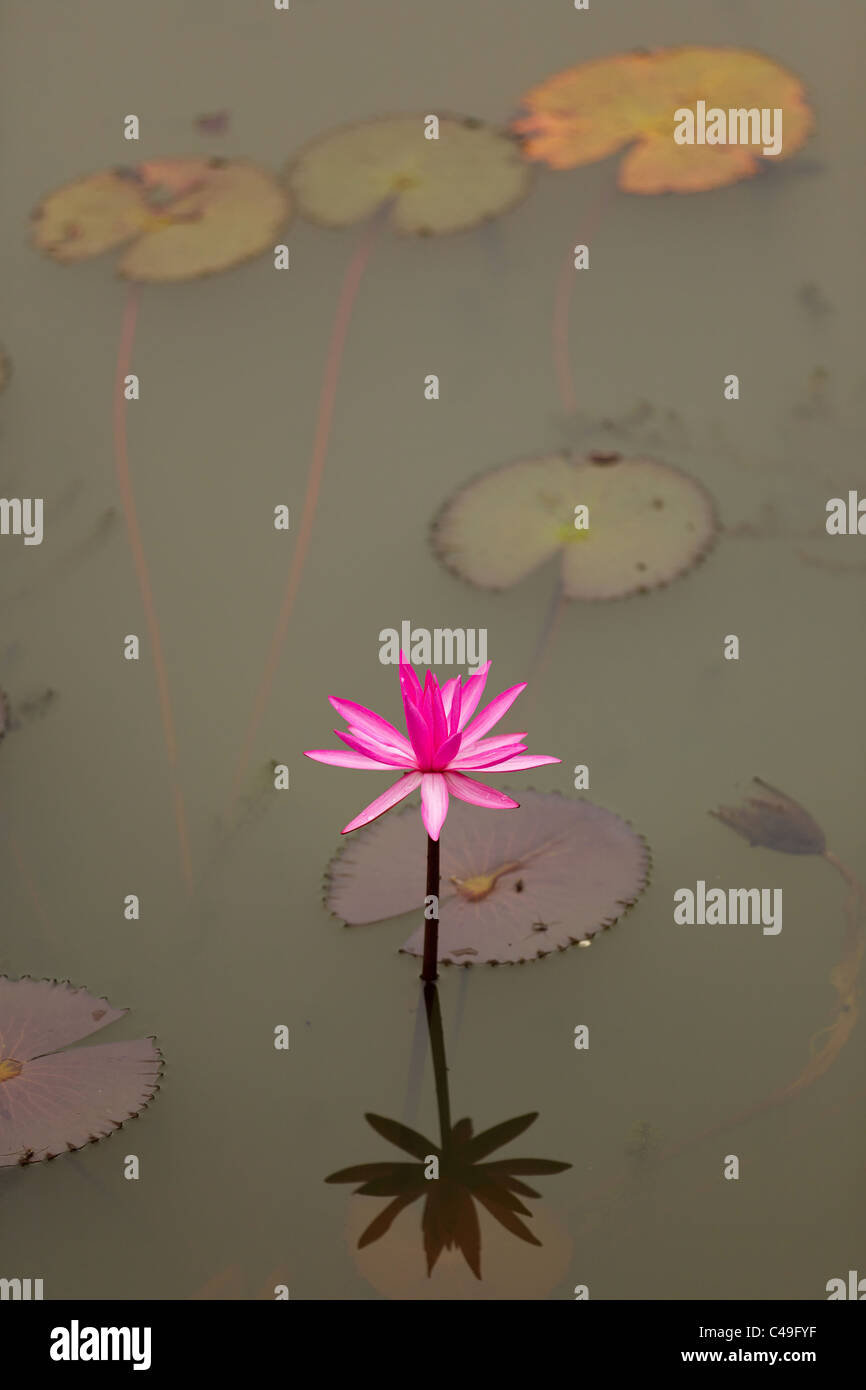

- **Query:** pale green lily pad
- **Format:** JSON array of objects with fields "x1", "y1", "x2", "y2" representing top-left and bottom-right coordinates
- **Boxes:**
[
  {"x1": 432, "y1": 450, "x2": 719, "y2": 600},
  {"x1": 287, "y1": 115, "x2": 532, "y2": 235}
]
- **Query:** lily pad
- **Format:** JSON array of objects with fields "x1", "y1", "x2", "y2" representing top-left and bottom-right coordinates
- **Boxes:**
[
  {"x1": 29, "y1": 171, "x2": 154, "y2": 262},
  {"x1": 326, "y1": 789, "x2": 649, "y2": 965},
  {"x1": 287, "y1": 115, "x2": 532, "y2": 235},
  {"x1": 31, "y1": 158, "x2": 290, "y2": 282},
  {"x1": 513, "y1": 47, "x2": 813, "y2": 193},
  {"x1": 432, "y1": 450, "x2": 718, "y2": 600},
  {"x1": 0, "y1": 977, "x2": 162, "y2": 1166}
]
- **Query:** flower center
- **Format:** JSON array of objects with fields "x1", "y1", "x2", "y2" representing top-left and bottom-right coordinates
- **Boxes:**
[
  {"x1": 0, "y1": 1057, "x2": 23, "y2": 1082},
  {"x1": 453, "y1": 873, "x2": 497, "y2": 901},
  {"x1": 451, "y1": 860, "x2": 523, "y2": 901},
  {"x1": 390, "y1": 170, "x2": 420, "y2": 192},
  {"x1": 558, "y1": 523, "x2": 592, "y2": 545}
]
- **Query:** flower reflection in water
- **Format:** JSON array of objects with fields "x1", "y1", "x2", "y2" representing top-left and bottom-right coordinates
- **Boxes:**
[{"x1": 327, "y1": 985, "x2": 572, "y2": 1298}]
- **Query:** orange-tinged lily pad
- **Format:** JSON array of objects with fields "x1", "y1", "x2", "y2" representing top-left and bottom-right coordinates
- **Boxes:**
[
  {"x1": 432, "y1": 450, "x2": 718, "y2": 600},
  {"x1": 513, "y1": 47, "x2": 813, "y2": 193},
  {"x1": 31, "y1": 158, "x2": 290, "y2": 281},
  {"x1": 287, "y1": 116, "x2": 532, "y2": 234}
]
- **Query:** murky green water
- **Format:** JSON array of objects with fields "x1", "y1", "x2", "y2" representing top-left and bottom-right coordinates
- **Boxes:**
[{"x1": 2, "y1": 0, "x2": 864, "y2": 1299}]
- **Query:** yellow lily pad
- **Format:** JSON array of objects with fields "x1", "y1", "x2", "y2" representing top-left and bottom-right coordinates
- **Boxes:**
[
  {"x1": 287, "y1": 115, "x2": 532, "y2": 234},
  {"x1": 119, "y1": 158, "x2": 290, "y2": 281},
  {"x1": 31, "y1": 158, "x2": 291, "y2": 281},
  {"x1": 432, "y1": 451, "x2": 718, "y2": 600},
  {"x1": 30, "y1": 170, "x2": 154, "y2": 262},
  {"x1": 513, "y1": 47, "x2": 813, "y2": 193}
]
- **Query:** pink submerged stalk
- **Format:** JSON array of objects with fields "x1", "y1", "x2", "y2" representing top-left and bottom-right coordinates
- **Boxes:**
[{"x1": 305, "y1": 652, "x2": 560, "y2": 980}]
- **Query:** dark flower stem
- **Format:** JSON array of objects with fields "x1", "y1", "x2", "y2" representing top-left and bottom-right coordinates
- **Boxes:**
[
  {"x1": 423, "y1": 983, "x2": 452, "y2": 1146},
  {"x1": 421, "y1": 834, "x2": 440, "y2": 983}
]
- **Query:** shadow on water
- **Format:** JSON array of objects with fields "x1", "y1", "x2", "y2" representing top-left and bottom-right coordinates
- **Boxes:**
[{"x1": 326, "y1": 982, "x2": 573, "y2": 1298}]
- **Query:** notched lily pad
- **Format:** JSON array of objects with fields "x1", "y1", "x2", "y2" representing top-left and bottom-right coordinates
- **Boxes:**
[
  {"x1": 513, "y1": 47, "x2": 813, "y2": 193},
  {"x1": 0, "y1": 977, "x2": 162, "y2": 1166},
  {"x1": 287, "y1": 115, "x2": 532, "y2": 235},
  {"x1": 326, "y1": 789, "x2": 650, "y2": 965},
  {"x1": 31, "y1": 159, "x2": 290, "y2": 281},
  {"x1": 30, "y1": 171, "x2": 154, "y2": 262},
  {"x1": 432, "y1": 451, "x2": 718, "y2": 600}
]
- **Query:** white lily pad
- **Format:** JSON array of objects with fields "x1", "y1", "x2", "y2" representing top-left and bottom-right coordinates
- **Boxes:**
[
  {"x1": 0, "y1": 977, "x2": 162, "y2": 1166},
  {"x1": 325, "y1": 790, "x2": 650, "y2": 965}
]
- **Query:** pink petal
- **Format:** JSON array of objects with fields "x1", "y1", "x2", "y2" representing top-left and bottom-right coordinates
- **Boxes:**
[
  {"x1": 443, "y1": 772, "x2": 520, "y2": 811},
  {"x1": 456, "y1": 662, "x2": 491, "y2": 730},
  {"x1": 421, "y1": 773, "x2": 450, "y2": 840},
  {"x1": 473, "y1": 731, "x2": 528, "y2": 749},
  {"x1": 329, "y1": 697, "x2": 413, "y2": 758},
  {"x1": 447, "y1": 683, "x2": 463, "y2": 735},
  {"x1": 347, "y1": 726, "x2": 410, "y2": 759},
  {"x1": 420, "y1": 688, "x2": 434, "y2": 748},
  {"x1": 336, "y1": 729, "x2": 415, "y2": 768},
  {"x1": 342, "y1": 772, "x2": 422, "y2": 834},
  {"x1": 427, "y1": 679, "x2": 449, "y2": 751},
  {"x1": 450, "y1": 732, "x2": 528, "y2": 760},
  {"x1": 434, "y1": 729, "x2": 463, "y2": 768},
  {"x1": 448, "y1": 742, "x2": 527, "y2": 770},
  {"x1": 462, "y1": 683, "x2": 527, "y2": 743},
  {"x1": 399, "y1": 650, "x2": 422, "y2": 708},
  {"x1": 440, "y1": 677, "x2": 460, "y2": 721},
  {"x1": 403, "y1": 698, "x2": 434, "y2": 766},
  {"x1": 304, "y1": 748, "x2": 399, "y2": 771},
  {"x1": 470, "y1": 754, "x2": 561, "y2": 772}
]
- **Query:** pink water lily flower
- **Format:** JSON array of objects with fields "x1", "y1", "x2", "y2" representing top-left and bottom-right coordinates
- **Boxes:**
[{"x1": 305, "y1": 652, "x2": 560, "y2": 840}]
